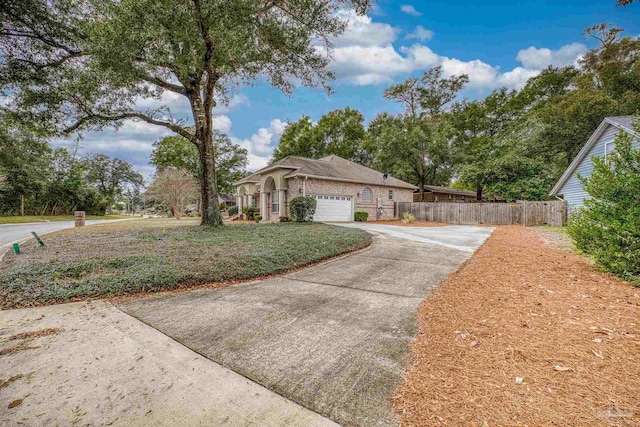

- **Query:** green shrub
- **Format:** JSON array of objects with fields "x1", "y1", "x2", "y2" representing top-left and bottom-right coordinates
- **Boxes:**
[
  {"x1": 354, "y1": 211, "x2": 369, "y2": 222},
  {"x1": 279, "y1": 216, "x2": 290, "y2": 222},
  {"x1": 254, "y1": 214, "x2": 262, "y2": 222},
  {"x1": 289, "y1": 196, "x2": 317, "y2": 222},
  {"x1": 401, "y1": 212, "x2": 416, "y2": 224},
  {"x1": 567, "y1": 124, "x2": 640, "y2": 284},
  {"x1": 228, "y1": 206, "x2": 239, "y2": 216},
  {"x1": 242, "y1": 205, "x2": 258, "y2": 219},
  {"x1": 219, "y1": 202, "x2": 227, "y2": 211}
]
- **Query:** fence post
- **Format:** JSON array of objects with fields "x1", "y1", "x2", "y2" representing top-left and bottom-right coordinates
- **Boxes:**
[{"x1": 74, "y1": 211, "x2": 86, "y2": 227}]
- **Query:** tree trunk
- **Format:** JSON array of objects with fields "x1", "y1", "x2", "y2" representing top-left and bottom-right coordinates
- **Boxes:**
[
  {"x1": 20, "y1": 194, "x2": 25, "y2": 216},
  {"x1": 476, "y1": 185, "x2": 483, "y2": 201},
  {"x1": 193, "y1": 105, "x2": 222, "y2": 227}
]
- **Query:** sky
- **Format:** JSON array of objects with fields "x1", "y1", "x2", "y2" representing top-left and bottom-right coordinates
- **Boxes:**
[{"x1": 53, "y1": 0, "x2": 640, "y2": 181}]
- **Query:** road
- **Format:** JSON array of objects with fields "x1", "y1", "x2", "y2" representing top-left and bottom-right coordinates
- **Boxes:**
[{"x1": 0, "y1": 220, "x2": 126, "y2": 247}]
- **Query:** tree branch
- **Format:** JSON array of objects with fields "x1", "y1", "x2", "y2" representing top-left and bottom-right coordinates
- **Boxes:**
[
  {"x1": 64, "y1": 112, "x2": 197, "y2": 144},
  {"x1": 140, "y1": 73, "x2": 187, "y2": 95}
]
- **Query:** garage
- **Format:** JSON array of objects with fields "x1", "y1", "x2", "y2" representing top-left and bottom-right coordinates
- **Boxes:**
[{"x1": 312, "y1": 195, "x2": 353, "y2": 222}]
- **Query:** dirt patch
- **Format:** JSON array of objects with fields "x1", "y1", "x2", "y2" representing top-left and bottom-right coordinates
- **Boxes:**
[
  {"x1": 533, "y1": 226, "x2": 577, "y2": 253},
  {"x1": 368, "y1": 220, "x2": 447, "y2": 227},
  {"x1": 393, "y1": 226, "x2": 640, "y2": 426},
  {"x1": 7, "y1": 328, "x2": 61, "y2": 341}
]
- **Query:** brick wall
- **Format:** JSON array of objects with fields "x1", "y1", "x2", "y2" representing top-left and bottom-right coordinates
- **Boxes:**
[{"x1": 285, "y1": 177, "x2": 413, "y2": 221}]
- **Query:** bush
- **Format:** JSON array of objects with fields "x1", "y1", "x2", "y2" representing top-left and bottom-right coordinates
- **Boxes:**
[
  {"x1": 566, "y1": 124, "x2": 640, "y2": 284},
  {"x1": 289, "y1": 196, "x2": 317, "y2": 222},
  {"x1": 228, "y1": 205, "x2": 239, "y2": 216},
  {"x1": 354, "y1": 211, "x2": 369, "y2": 222},
  {"x1": 279, "y1": 216, "x2": 290, "y2": 222},
  {"x1": 242, "y1": 205, "x2": 258, "y2": 219},
  {"x1": 219, "y1": 202, "x2": 227, "y2": 211},
  {"x1": 401, "y1": 212, "x2": 416, "y2": 224},
  {"x1": 254, "y1": 214, "x2": 262, "y2": 222}
]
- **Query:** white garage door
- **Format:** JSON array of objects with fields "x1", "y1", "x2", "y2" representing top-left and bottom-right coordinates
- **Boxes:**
[{"x1": 312, "y1": 195, "x2": 353, "y2": 222}]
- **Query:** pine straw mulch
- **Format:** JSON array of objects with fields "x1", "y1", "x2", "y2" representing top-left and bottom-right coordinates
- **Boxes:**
[{"x1": 393, "y1": 226, "x2": 640, "y2": 427}]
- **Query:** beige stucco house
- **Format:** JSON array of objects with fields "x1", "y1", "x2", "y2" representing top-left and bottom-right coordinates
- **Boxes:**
[{"x1": 234, "y1": 155, "x2": 417, "y2": 222}]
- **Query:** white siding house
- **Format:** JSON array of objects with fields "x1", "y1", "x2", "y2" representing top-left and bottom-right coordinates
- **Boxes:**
[{"x1": 550, "y1": 116, "x2": 639, "y2": 212}]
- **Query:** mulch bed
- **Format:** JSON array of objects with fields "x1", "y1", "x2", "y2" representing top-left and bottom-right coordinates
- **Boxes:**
[{"x1": 393, "y1": 226, "x2": 640, "y2": 426}]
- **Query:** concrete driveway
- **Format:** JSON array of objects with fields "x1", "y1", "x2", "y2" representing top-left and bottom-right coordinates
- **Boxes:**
[{"x1": 119, "y1": 224, "x2": 493, "y2": 427}]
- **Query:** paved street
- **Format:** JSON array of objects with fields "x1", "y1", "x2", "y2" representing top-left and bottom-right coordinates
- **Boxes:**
[{"x1": 0, "y1": 220, "x2": 131, "y2": 247}]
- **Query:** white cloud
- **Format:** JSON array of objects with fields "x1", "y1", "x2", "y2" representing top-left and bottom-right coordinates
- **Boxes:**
[
  {"x1": 232, "y1": 119, "x2": 286, "y2": 170},
  {"x1": 328, "y1": 11, "x2": 586, "y2": 91},
  {"x1": 332, "y1": 9, "x2": 397, "y2": 48},
  {"x1": 400, "y1": 5, "x2": 422, "y2": 16},
  {"x1": 212, "y1": 115, "x2": 232, "y2": 134},
  {"x1": 406, "y1": 25, "x2": 434, "y2": 42},
  {"x1": 516, "y1": 43, "x2": 587, "y2": 69}
]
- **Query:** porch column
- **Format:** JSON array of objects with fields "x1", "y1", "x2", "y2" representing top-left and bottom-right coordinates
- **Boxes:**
[
  {"x1": 244, "y1": 195, "x2": 249, "y2": 208},
  {"x1": 279, "y1": 189, "x2": 286, "y2": 217},
  {"x1": 236, "y1": 195, "x2": 242, "y2": 210},
  {"x1": 260, "y1": 192, "x2": 268, "y2": 222}
]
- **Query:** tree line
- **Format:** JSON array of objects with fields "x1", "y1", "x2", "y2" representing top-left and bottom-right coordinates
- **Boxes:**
[
  {"x1": 0, "y1": 118, "x2": 144, "y2": 215},
  {"x1": 274, "y1": 24, "x2": 640, "y2": 202}
]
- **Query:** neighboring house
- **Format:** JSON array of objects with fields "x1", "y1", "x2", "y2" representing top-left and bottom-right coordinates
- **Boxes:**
[
  {"x1": 413, "y1": 185, "x2": 477, "y2": 202},
  {"x1": 550, "y1": 116, "x2": 639, "y2": 211},
  {"x1": 234, "y1": 155, "x2": 417, "y2": 222}
]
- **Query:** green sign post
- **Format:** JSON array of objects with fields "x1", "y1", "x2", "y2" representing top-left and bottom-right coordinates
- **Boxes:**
[
  {"x1": 12, "y1": 243, "x2": 20, "y2": 255},
  {"x1": 31, "y1": 231, "x2": 46, "y2": 248}
]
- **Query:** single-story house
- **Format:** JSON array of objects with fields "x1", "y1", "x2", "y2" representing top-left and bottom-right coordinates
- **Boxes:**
[
  {"x1": 413, "y1": 185, "x2": 478, "y2": 202},
  {"x1": 550, "y1": 116, "x2": 639, "y2": 211},
  {"x1": 234, "y1": 155, "x2": 417, "y2": 222}
]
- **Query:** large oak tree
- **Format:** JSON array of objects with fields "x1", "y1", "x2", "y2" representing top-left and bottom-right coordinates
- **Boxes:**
[{"x1": 0, "y1": 0, "x2": 371, "y2": 225}]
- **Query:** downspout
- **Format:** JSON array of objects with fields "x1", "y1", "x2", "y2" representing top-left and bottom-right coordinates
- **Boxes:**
[{"x1": 302, "y1": 176, "x2": 308, "y2": 197}]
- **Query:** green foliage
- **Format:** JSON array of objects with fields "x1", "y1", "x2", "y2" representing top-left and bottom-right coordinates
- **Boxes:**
[
  {"x1": 289, "y1": 196, "x2": 317, "y2": 222},
  {"x1": 0, "y1": 0, "x2": 372, "y2": 226},
  {"x1": 401, "y1": 212, "x2": 415, "y2": 224},
  {"x1": 242, "y1": 205, "x2": 258, "y2": 219},
  {"x1": 151, "y1": 132, "x2": 248, "y2": 194},
  {"x1": 354, "y1": 211, "x2": 369, "y2": 222},
  {"x1": 254, "y1": 214, "x2": 262, "y2": 223},
  {"x1": 567, "y1": 126, "x2": 640, "y2": 283},
  {"x1": 228, "y1": 206, "x2": 239, "y2": 216},
  {"x1": 0, "y1": 220, "x2": 371, "y2": 308},
  {"x1": 273, "y1": 107, "x2": 368, "y2": 163},
  {"x1": 219, "y1": 202, "x2": 227, "y2": 211},
  {"x1": 279, "y1": 216, "x2": 290, "y2": 222}
]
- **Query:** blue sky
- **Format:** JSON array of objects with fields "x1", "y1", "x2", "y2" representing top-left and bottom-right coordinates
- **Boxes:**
[{"x1": 54, "y1": 0, "x2": 640, "y2": 179}]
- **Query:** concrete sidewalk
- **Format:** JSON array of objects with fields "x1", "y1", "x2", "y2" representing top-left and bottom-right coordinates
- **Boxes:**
[
  {"x1": 119, "y1": 226, "x2": 494, "y2": 426},
  {"x1": 0, "y1": 301, "x2": 338, "y2": 427}
]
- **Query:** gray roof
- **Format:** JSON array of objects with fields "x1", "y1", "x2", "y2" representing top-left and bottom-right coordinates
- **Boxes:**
[
  {"x1": 607, "y1": 116, "x2": 639, "y2": 136},
  {"x1": 234, "y1": 172, "x2": 260, "y2": 185},
  {"x1": 246, "y1": 155, "x2": 418, "y2": 190},
  {"x1": 550, "y1": 116, "x2": 638, "y2": 195},
  {"x1": 420, "y1": 185, "x2": 476, "y2": 197}
]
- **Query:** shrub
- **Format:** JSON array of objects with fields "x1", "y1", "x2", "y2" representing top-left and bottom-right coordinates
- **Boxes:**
[
  {"x1": 242, "y1": 205, "x2": 258, "y2": 219},
  {"x1": 354, "y1": 211, "x2": 369, "y2": 222},
  {"x1": 219, "y1": 202, "x2": 227, "y2": 211},
  {"x1": 279, "y1": 216, "x2": 290, "y2": 222},
  {"x1": 567, "y1": 124, "x2": 640, "y2": 284},
  {"x1": 254, "y1": 214, "x2": 262, "y2": 222},
  {"x1": 401, "y1": 212, "x2": 416, "y2": 224},
  {"x1": 289, "y1": 196, "x2": 317, "y2": 222},
  {"x1": 228, "y1": 206, "x2": 239, "y2": 216}
]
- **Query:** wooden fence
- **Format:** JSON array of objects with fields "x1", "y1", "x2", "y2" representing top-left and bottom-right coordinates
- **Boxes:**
[{"x1": 395, "y1": 200, "x2": 567, "y2": 226}]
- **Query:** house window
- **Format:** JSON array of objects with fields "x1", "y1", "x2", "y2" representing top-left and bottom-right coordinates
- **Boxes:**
[
  {"x1": 362, "y1": 187, "x2": 373, "y2": 203},
  {"x1": 271, "y1": 191, "x2": 279, "y2": 213},
  {"x1": 388, "y1": 190, "x2": 393, "y2": 200}
]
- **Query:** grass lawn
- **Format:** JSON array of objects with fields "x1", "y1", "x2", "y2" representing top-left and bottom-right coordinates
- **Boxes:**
[
  {"x1": 0, "y1": 219, "x2": 371, "y2": 308},
  {"x1": 0, "y1": 214, "x2": 134, "y2": 224}
]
